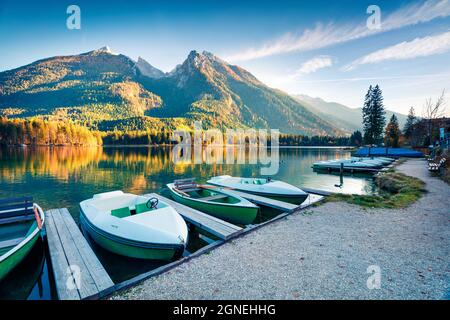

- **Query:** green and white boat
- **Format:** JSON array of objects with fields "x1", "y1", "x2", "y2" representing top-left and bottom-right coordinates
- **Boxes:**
[
  {"x1": 206, "y1": 176, "x2": 309, "y2": 204},
  {"x1": 167, "y1": 179, "x2": 259, "y2": 225},
  {"x1": 80, "y1": 191, "x2": 188, "y2": 261},
  {"x1": 0, "y1": 197, "x2": 45, "y2": 282}
]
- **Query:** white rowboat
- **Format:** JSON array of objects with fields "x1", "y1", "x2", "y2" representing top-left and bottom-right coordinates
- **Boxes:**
[{"x1": 80, "y1": 191, "x2": 188, "y2": 260}]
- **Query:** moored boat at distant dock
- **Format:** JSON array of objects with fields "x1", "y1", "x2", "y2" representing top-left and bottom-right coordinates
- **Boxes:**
[
  {"x1": 355, "y1": 147, "x2": 423, "y2": 158},
  {"x1": 312, "y1": 158, "x2": 382, "y2": 171},
  {"x1": 350, "y1": 157, "x2": 393, "y2": 166}
]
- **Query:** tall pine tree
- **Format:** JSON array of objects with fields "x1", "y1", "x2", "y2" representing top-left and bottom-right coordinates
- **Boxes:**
[
  {"x1": 403, "y1": 107, "x2": 416, "y2": 138},
  {"x1": 350, "y1": 130, "x2": 363, "y2": 146},
  {"x1": 362, "y1": 85, "x2": 373, "y2": 144},
  {"x1": 384, "y1": 114, "x2": 400, "y2": 147},
  {"x1": 362, "y1": 85, "x2": 386, "y2": 145}
]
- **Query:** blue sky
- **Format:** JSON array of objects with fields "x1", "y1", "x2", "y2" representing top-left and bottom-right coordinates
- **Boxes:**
[{"x1": 1, "y1": 0, "x2": 449, "y2": 115}]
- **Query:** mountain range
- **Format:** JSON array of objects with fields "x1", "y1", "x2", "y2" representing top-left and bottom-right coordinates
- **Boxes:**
[
  {"x1": 293, "y1": 94, "x2": 407, "y2": 133},
  {"x1": 0, "y1": 47, "x2": 403, "y2": 136}
]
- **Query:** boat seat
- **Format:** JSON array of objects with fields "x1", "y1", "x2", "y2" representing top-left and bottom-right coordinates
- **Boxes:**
[
  {"x1": 111, "y1": 207, "x2": 131, "y2": 218},
  {"x1": 174, "y1": 178, "x2": 196, "y2": 184},
  {"x1": 135, "y1": 202, "x2": 153, "y2": 214},
  {"x1": 175, "y1": 181, "x2": 198, "y2": 190},
  {"x1": 0, "y1": 237, "x2": 24, "y2": 250},
  {"x1": 0, "y1": 195, "x2": 34, "y2": 220},
  {"x1": 201, "y1": 194, "x2": 228, "y2": 201},
  {"x1": 0, "y1": 214, "x2": 35, "y2": 225},
  {"x1": 178, "y1": 188, "x2": 199, "y2": 193}
]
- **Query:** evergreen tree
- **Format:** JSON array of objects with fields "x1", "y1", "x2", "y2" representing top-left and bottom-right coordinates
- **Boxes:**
[
  {"x1": 403, "y1": 107, "x2": 416, "y2": 138},
  {"x1": 362, "y1": 85, "x2": 386, "y2": 144},
  {"x1": 362, "y1": 85, "x2": 373, "y2": 144},
  {"x1": 384, "y1": 114, "x2": 401, "y2": 147},
  {"x1": 350, "y1": 130, "x2": 363, "y2": 146}
]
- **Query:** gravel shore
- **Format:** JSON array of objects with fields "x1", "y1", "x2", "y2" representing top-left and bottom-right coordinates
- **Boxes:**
[{"x1": 112, "y1": 159, "x2": 450, "y2": 300}]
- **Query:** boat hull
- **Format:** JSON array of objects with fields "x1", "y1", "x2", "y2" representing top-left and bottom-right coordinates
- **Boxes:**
[
  {"x1": 206, "y1": 177, "x2": 308, "y2": 205},
  {"x1": 0, "y1": 227, "x2": 41, "y2": 282},
  {"x1": 206, "y1": 183, "x2": 308, "y2": 205},
  {"x1": 240, "y1": 191, "x2": 308, "y2": 205},
  {"x1": 168, "y1": 188, "x2": 258, "y2": 225},
  {"x1": 80, "y1": 212, "x2": 184, "y2": 261}
]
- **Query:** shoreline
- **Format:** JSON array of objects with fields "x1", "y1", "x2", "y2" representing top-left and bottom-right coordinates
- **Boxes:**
[
  {"x1": 1, "y1": 144, "x2": 355, "y2": 149},
  {"x1": 110, "y1": 159, "x2": 450, "y2": 300}
]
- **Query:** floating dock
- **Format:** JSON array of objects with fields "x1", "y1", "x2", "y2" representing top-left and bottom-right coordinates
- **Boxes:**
[
  {"x1": 45, "y1": 208, "x2": 114, "y2": 300},
  {"x1": 312, "y1": 156, "x2": 398, "y2": 174},
  {"x1": 146, "y1": 193, "x2": 242, "y2": 240},
  {"x1": 43, "y1": 191, "x2": 326, "y2": 300},
  {"x1": 300, "y1": 188, "x2": 333, "y2": 197},
  {"x1": 312, "y1": 165, "x2": 386, "y2": 173},
  {"x1": 224, "y1": 190, "x2": 300, "y2": 212}
]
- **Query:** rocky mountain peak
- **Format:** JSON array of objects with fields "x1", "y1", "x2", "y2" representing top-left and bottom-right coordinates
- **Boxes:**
[
  {"x1": 136, "y1": 56, "x2": 165, "y2": 78},
  {"x1": 81, "y1": 46, "x2": 121, "y2": 57},
  {"x1": 98, "y1": 46, "x2": 112, "y2": 53},
  {"x1": 0, "y1": 48, "x2": 345, "y2": 136}
]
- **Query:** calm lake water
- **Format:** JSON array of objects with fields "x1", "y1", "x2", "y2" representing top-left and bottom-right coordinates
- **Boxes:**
[{"x1": 0, "y1": 146, "x2": 376, "y2": 299}]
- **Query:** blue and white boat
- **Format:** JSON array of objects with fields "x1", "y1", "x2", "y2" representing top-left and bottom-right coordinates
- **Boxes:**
[{"x1": 355, "y1": 148, "x2": 423, "y2": 158}]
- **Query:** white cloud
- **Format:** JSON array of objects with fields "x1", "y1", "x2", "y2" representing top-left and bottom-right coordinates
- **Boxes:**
[
  {"x1": 344, "y1": 31, "x2": 450, "y2": 70},
  {"x1": 290, "y1": 73, "x2": 450, "y2": 83},
  {"x1": 382, "y1": 0, "x2": 450, "y2": 29},
  {"x1": 225, "y1": 23, "x2": 367, "y2": 62},
  {"x1": 297, "y1": 56, "x2": 333, "y2": 74},
  {"x1": 224, "y1": 0, "x2": 450, "y2": 62}
]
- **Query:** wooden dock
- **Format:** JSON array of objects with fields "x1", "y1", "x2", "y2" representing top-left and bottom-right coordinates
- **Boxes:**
[
  {"x1": 299, "y1": 194, "x2": 325, "y2": 208},
  {"x1": 146, "y1": 193, "x2": 242, "y2": 240},
  {"x1": 313, "y1": 166, "x2": 384, "y2": 173},
  {"x1": 224, "y1": 190, "x2": 300, "y2": 212},
  {"x1": 45, "y1": 208, "x2": 114, "y2": 300},
  {"x1": 301, "y1": 187, "x2": 333, "y2": 196}
]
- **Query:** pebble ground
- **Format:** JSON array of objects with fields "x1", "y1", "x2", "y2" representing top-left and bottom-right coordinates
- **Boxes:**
[{"x1": 111, "y1": 159, "x2": 450, "y2": 300}]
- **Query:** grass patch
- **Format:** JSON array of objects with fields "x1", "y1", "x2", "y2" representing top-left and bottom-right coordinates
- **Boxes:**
[{"x1": 326, "y1": 171, "x2": 426, "y2": 209}]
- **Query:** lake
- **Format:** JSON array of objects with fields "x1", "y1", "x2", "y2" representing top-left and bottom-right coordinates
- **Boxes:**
[{"x1": 0, "y1": 146, "x2": 376, "y2": 299}]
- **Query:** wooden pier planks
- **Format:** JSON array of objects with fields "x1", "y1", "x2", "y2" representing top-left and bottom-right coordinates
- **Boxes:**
[
  {"x1": 299, "y1": 194, "x2": 325, "y2": 208},
  {"x1": 146, "y1": 193, "x2": 242, "y2": 240},
  {"x1": 224, "y1": 190, "x2": 300, "y2": 212},
  {"x1": 300, "y1": 188, "x2": 332, "y2": 196},
  {"x1": 45, "y1": 208, "x2": 113, "y2": 300}
]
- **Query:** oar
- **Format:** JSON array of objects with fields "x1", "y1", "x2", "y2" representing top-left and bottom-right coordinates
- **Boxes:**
[{"x1": 198, "y1": 184, "x2": 217, "y2": 188}]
